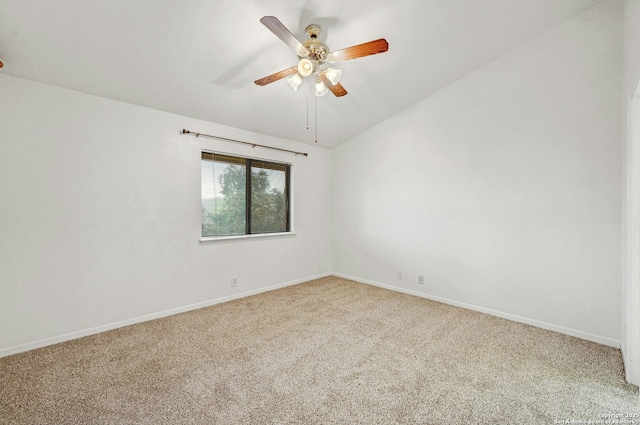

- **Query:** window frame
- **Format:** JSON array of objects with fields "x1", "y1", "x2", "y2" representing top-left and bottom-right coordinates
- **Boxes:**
[{"x1": 200, "y1": 150, "x2": 294, "y2": 243}]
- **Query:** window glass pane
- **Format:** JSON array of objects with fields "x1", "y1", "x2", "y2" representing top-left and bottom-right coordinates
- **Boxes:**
[
  {"x1": 250, "y1": 163, "x2": 287, "y2": 234},
  {"x1": 201, "y1": 152, "x2": 290, "y2": 238},
  {"x1": 201, "y1": 154, "x2": 246, "y2": 236}
]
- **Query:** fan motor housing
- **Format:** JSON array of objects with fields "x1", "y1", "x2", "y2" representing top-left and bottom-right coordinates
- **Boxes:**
[
  {"x1": 302, "y1": 40, "x2": 328, "y2": 63},
  {"x1": 301, "y1": 24, "x2": 329, "y2": 64}
]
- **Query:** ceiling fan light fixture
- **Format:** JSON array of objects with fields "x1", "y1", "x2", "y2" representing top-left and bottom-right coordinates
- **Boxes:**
[
  {"x1": 325, "y1": 67, "x2": 342, "y2": 85},
  {"x1": 255, "y1": 16, "x2": 388, "y2": 100},
  {"x1": 297, "y1": 58, "x2": 314, "y2": 77},
  {"x1": 287, "y1": 73, "x2": 303, "y2": 91},
  {"x1": 315, "y1": 80, "x2": 328, "y2": 96}
]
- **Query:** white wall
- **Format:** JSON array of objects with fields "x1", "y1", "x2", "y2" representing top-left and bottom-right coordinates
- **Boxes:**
[
  {"x1": 624, "y1": 0, "x2": 640, "y2": 97},
  {"x1": 332, "y1": 1, "x2": 623, "y2": 346},
  {"x1": 0, "y1": 74, "x2": 332, "y2": 356},
  {"x1": 623, "y1": 0, "x2": 640, "y2": 385}
]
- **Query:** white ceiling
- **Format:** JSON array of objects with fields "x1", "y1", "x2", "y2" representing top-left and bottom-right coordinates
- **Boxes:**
[{"x1": 0, "y1": 0, "x2": 601, "y2": 148}]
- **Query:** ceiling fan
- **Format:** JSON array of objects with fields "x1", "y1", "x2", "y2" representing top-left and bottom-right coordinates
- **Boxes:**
[{"x1": 254, "y1": 16, "x2": 388, "y2": 97}]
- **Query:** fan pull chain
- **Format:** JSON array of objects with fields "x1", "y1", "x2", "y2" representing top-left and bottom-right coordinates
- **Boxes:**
[
  {"x1": 315, "y1": 94, "x2": 318, "y2": 143},
  {"x1": 306, "y1": 86, "x2": 309, "y2": 130}
]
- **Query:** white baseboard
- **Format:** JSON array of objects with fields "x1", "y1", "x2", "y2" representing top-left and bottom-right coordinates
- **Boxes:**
[
  {"x1": 1, "y1": 271, "x2": 621, "y2": 358},
  {"x1": 333, "y1": 273, "x2": 621, "y2": 349},
  {"x1": 0, "y1": 272, "x2": 332, "y2": 359}
]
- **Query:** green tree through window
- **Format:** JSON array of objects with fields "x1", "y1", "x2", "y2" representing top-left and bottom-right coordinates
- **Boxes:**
[{"x1": 201, "y1": 153, "x2": 290, "y2": 237}]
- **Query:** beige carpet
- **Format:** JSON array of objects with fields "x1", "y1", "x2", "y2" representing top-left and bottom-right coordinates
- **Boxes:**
[{"x1": 1, "y1": 276, "x2": 638, "y2": 424}]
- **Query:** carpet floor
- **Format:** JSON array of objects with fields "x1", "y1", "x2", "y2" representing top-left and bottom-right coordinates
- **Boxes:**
[{"x1": 1, "y1": 276, "x2": 638, "y2": 424}]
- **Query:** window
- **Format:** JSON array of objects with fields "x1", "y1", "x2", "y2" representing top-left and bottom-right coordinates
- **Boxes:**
[{"x1": 201, "y1": 152, "x2": 290, "y2": 238}]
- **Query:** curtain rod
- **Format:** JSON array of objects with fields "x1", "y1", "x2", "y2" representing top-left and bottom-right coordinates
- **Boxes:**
[{"x1": 182, "y1": 129, "x2": 308, "y2": 157}]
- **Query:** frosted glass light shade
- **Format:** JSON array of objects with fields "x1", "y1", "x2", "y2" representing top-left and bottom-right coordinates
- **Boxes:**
[
  {"x1": 325, "y1": 68, "x2": 342, "y2": 85},
  {"x1": 287, "y1": 74, "x2": 303, "y2": 91},
  {"x1": 315, "y1": 80, "x2": 328, "y2": 96},
  {"x1": 297, "y1": 58, "x2": 314, "y2": 77}
]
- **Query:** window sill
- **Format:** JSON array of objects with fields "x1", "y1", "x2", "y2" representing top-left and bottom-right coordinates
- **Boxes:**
[{"x1": 200, "y1": 232, "x2": 296, "y2": 244}]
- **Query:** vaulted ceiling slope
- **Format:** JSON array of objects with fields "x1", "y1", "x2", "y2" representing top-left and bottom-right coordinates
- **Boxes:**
[{"x1": 0, "y1": 0, "x2": 602, "y2": 148}]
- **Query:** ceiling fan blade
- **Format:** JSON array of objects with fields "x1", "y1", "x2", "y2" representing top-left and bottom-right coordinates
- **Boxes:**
[
  {"x1": 319, "y1": 73, "x2": 348, "y2": 97},
  {"x1": 260, "y1": 16, "x2": 310, "y2": 57},
  {"x1": 254, "y1": 66, "x2": 298, "y2": 86},
  {"x1": 329, "y1": 38, "x2": 389, "y2": 63}
]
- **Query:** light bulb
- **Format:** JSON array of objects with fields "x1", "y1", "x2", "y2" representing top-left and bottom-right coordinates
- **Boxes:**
[
  {"x1": 297, "y1": 58, "x2": 314, "y2": 77},
  {"x1": 287, "y1": 74, "x2": 303, "y2": 91},
  {"x1": 315, "y1": 80, "x2": 328, "y2": 96},
  {"x1": 325, "y1": 68, "x2": 342, "y2": 85}
]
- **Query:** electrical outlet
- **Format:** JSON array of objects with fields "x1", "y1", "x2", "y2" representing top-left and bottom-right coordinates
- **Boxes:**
[
  {"x1": 231, "y1": 276, "x2": 238, "y2": 287},
  {"x1": 418, "y1": 275, "x2": 425, "y2": 285},
  {"x1": 398, "y1": 271, "x2": 403, "y2": 280}
]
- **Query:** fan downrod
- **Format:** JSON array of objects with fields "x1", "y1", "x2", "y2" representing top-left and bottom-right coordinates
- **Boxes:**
[{"x1": 305, "y1": 24, "x2": 320, "y2": 39}]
